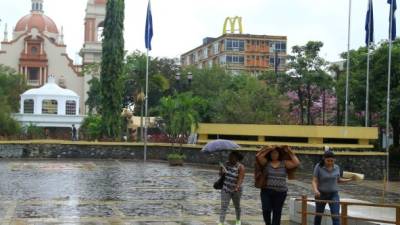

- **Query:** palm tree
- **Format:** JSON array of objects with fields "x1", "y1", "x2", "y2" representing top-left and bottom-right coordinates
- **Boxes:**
[{"x1": 158, "y1": 93, "x2": 203, "y2": 144}]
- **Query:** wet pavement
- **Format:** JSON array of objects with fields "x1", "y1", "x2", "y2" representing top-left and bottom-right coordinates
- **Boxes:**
[{"x1": 0, "y1": 159, "x2": 399, "y2": 225}]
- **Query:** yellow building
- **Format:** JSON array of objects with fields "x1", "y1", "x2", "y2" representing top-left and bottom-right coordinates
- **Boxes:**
[{"x1": 180, "y1": 17, "x2": 287, "y2": 75}]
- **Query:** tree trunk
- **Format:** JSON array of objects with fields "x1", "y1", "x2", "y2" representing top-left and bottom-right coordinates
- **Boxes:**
[
  {"x1": 298, "y1": 88, "x2": 304, "y2": 125},
  {"x1": 336, "y1": 71, "x2": 341, "y2": 126},
  {"x1": 306, "y1": 84, "x2": 312, "y2": 125}
]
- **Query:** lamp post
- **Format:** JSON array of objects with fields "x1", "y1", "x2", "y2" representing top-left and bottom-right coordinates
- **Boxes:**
[
  {"x1": 175, "y1": 71, "x2": 193, "y2": 92},
  {"x1": 175, "y1": 72, "x2": 181, "y2": 92},
  {"x1": 187, "y1": 71, "x2": 193, "y2": 86}
]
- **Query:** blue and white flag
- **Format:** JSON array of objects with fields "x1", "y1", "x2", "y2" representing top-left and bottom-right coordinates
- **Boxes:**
[
  {"x1": 388, "y1": 0, "x2": 397, "y2": 41},
  {"x1": 145, "y1": 0, "x2": 153, "y2": 50},
  {"x1": 365, "y1": 0, "x2": 374, "y2": 46}
]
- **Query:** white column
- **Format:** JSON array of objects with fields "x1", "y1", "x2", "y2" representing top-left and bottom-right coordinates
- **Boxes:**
[
  {"x1": 44, "y1": 67, "x2": 47, "y2": 82},
  {"x1": 20, "y1": 97, "x2": 24, "y2": 114},
  {"x1": 59, "y1": 98, "x2": 66, "y2": 115},
  {"x1": 24, "y1": 42, "x2": 28, "y2": 54},
  {"x1": 35, "y1": 97, "x2": 42, "y2": 114},
  {"x1": 39, "y1": 67, "x2": 42, "y2": 85},
  {"x1": 76, "y1": 98, "x2": 79, "y2": 115}
]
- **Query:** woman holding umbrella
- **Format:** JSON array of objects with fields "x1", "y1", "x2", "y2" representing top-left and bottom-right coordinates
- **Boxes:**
[
  {"x1": 256, "y1": 146, "x2": 300, "y2": 225},
  {"x1": 201, "y1": 139, "x2": 244, "y2": 225},
  {"x1": 218, "y1": 151, "x2": 245, "y2": 225}
]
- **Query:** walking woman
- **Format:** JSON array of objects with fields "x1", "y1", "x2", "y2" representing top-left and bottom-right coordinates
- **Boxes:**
[
  {"x1": 312, "y1": 150, "x2": 353, "y2": 225},
  {"x1": 218, "y1": 151, "x2": 245, "y2": 225},
  {"x1": 256, "y1": 146, "x2": 300, "y2": 225}
]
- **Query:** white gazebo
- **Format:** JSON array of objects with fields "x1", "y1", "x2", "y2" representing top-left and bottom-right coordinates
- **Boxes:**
[{"x1": 13, "y1": 76, "x2": 85, "y2": 131}]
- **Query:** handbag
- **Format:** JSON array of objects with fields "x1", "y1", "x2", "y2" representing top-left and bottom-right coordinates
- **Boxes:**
[{"x1": 213, "y1": 174, "x2": 225, "y2": 189}]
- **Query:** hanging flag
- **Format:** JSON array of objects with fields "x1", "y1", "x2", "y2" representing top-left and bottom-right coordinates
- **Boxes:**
[
  {"x1": 365, "y1": 0, "x2": 374, "y2": 46},
  {"x1": 145, "y1": 0, "x2": 153, "y2": 50},
  {"x1": 388, "y1": 0, "x2": 397, "y2": 40}
]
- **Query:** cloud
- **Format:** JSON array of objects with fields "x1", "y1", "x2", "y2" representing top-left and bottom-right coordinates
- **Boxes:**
[{"x1": 0, "y1": 0, "x2": 397, "y2": 63}]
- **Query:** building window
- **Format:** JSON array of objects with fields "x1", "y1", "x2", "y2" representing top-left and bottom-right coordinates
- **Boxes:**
[
  {"x1": 27, "y1": 67, "x2": 40, "y2": 86},
  {"x1": 226, "y1": 55, "x2": 244, "y2": 64},
  {"x1": 269, "y1": 41, "x2": 287, "y2": 52},
  {"x1": 225, "y1": 39, "x2": 245, "y2": 51},
  {"x1": 66, "y1": 100, "x2": 76, "y2": 115},
  {"x1": 31, "y1": 47, "x2": 38, "y2": 55},
  {"x1": 270, "y1": 57, "x2": 286, "y2": 67},
  {"x1": 24, "y1": 99, "x2": 34, "y2": 114},
  {"x1": 97, "y1": 21, "x2": 105, "y2": 42},
  {"x1": 213, "y1": 43, "x2": 219, "y2": 54},
  {"x1": 219, "y1": 55, "x2": 226, "y2": 64},
  {"x1": 42, "y1": 100, "x2": 58, "y2": 115}
]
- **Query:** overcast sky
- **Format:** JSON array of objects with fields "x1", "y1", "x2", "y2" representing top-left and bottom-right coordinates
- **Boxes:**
[{"x1": 0, "y1": 0, "x2": 396, "y2": 64}]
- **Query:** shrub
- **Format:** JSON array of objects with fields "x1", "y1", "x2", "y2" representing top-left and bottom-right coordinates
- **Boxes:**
[
  {"x1": 80, "y1": 115, "x2": 102, "y2": 141},
  {"x1": 167, "y1": 152, "x2": 186, "y2": 160},
  {"x1": 25, "y1": 123, "x2": 45, "y2": 139}
]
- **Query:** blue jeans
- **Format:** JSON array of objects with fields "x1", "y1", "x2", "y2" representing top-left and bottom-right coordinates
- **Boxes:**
[
  {"x1": 314, "y1": 191, "x2": 340, "y2": 225},
  {"x1": 260, "y1": 188, "x2": 287, "y2": 225}
]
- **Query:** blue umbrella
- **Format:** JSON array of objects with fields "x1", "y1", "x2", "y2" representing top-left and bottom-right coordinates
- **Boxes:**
[{"x1": 201, "y1": 139, "x2": 240, "y2": 153}]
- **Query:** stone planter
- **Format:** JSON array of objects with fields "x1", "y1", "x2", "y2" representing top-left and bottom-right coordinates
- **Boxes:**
[{"x1": 168, "y1": 159, "x2": 184, "y2": 166}]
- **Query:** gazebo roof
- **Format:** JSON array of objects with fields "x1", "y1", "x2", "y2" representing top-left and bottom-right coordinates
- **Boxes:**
[{"x1": 22, "y1": 76, "x2": 79, "y2": 98}]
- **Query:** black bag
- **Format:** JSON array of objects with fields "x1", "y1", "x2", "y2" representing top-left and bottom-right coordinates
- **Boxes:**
[{"x1": 213, "y1": 174, "x2": 225, "y2": 190}]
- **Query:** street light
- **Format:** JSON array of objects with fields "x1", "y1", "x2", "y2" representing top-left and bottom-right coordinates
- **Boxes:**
[
  {"x1": 175, "y1": 71, "x2": 193, "y2": 92},
  {"x1": 187, "y1": 71, "x2": 193, "y2": 86}
]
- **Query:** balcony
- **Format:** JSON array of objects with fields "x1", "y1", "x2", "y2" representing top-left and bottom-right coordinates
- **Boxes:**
[{"x1": 27, "y1": 79, "x2": 40, "y2": 86}]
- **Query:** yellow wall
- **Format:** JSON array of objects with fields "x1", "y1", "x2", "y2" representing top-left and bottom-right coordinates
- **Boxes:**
[{"x1": 197, "y1": 123, "x2": 378, "y2": 148}]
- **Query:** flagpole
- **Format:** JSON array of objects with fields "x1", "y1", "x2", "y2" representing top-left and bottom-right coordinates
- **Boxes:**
[
  {"x1": 365, "y1": 0, "x2": 372, "y2": 127},
  {"x1": 385, "y1": 0, "x2": 394, "y2": 183},
  {"x1": 144, "y1": 48, "x2": 149, "y2": 162},
  {"x1": 345, "y1": 0, "x2": 352, "y2": 126},
  {"x1": 365, "y1": 46, "x2": 371, "y2": 127}
]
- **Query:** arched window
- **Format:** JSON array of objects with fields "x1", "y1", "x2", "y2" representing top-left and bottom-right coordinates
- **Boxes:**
[
  {"x1": 42, "y1": 100, "x2": 58, "y2": 115},
  {"x1": 24, "y1": 99, "x2": 34, "y2": 114},
  {"x1": 66, "y1": 100, "x2": 76, "y2": 115}
]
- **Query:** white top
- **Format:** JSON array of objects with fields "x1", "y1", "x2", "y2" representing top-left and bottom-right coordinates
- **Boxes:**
[{"x1": 22, "y1": 76, "x2": 79, "y2": 98}]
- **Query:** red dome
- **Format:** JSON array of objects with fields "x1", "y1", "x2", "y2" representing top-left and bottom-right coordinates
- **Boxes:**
[
  {"x1": 95, "y1": 0, "x2": 107, "y2": 5},
  {"x1": 15, "y1": 14, "x2": 59, "y2": 34}
]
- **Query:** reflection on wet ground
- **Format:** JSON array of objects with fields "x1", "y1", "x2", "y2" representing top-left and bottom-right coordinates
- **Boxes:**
[{"x1": 0, "y1": 159, "x2": 398, "y2": 225}]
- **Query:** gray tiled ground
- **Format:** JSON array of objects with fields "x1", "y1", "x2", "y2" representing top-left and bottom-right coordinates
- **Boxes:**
[{"x1": 0, "y1": 159, "x2": 398, "y2": 225}]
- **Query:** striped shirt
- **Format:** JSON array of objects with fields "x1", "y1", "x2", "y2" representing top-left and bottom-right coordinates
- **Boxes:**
[
  {"x1": 222, "y1": 162, "x2": 242, "y2": 193},
  {"x1": 265, "y1": 161, "x2": 288, "y2": 192}
]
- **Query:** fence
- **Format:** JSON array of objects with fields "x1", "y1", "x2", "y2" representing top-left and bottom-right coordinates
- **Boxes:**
[{"x1": 297, "y1": 195, "x2": 400, "y2": 225}]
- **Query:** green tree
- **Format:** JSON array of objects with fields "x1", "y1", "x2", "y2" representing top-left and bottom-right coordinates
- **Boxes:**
[
  {"x1": 211, "y1": 74, "x2": 285, "y2": 124},
  {"x1": 157, "y1": 93, "x2": 205, "y2": 143},
  {"x1": 0, "y1": 65, "x2": 25, "y2": 137},
  {"x1": 100, "y1": 0, "x2": 125, "y2": 139},
  {"x1": 189, "y1": 67, "x2": 232, "y2": 122},
  {"x1": 0, "y1": 65, "x2": 26, "y2": 111},
  {"x1": 80, "y1": 115, "x2": 102, "y2": 141},
  {"x1": 339, "y1": 40, "x2": 400, "y2": 147},
  {"x1": 122, "y1": 51, "x2": 172, "y2": 115},
  {"x1": 85, "y1": 77, "x2": 102, "y2": 115}
]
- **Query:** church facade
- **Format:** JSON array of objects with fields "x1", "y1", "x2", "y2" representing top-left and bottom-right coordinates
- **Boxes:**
[{"x1": 0, "y1": 0, "x2": 106, "y2": 115}]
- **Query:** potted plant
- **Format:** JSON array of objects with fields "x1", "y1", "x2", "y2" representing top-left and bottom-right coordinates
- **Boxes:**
[{"x1": 167, "y1": 152, "x2": 186, "y2": 166}]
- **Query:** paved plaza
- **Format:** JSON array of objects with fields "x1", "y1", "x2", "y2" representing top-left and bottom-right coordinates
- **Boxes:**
[{"x1": 0, "y1": 159, "x2": 399, "y2": 225}]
